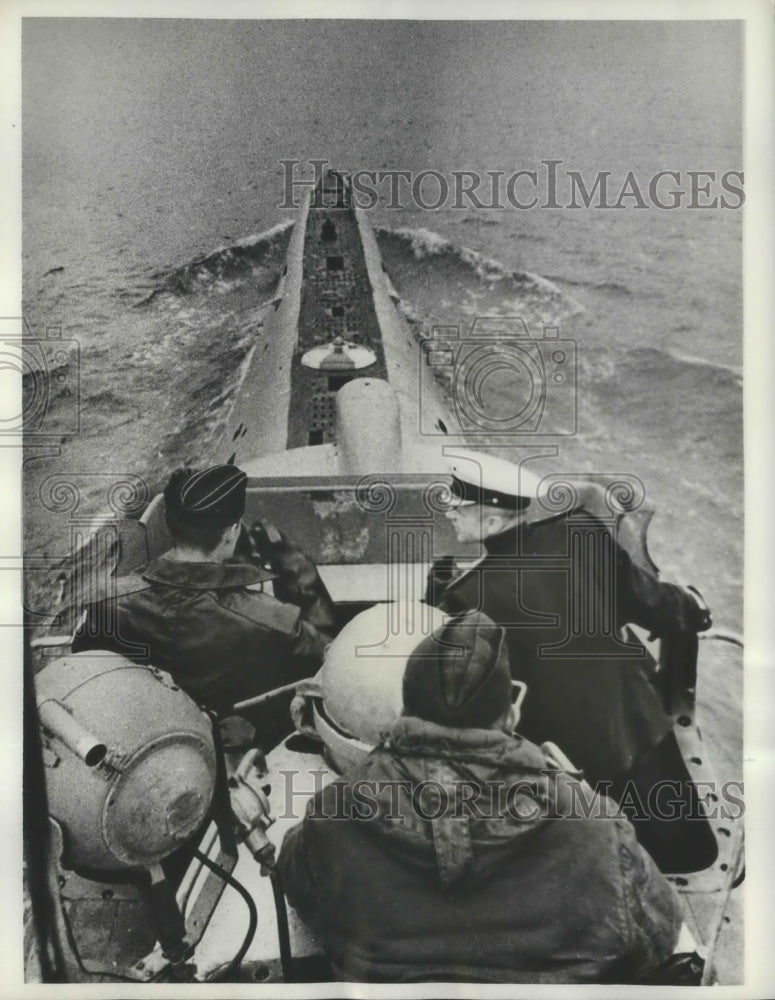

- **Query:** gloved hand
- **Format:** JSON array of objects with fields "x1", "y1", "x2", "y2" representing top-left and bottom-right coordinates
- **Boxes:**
[
  {"x1": 425, "y1": 555, "x2": 459, "y2": 606},
  {"x1": 246, "y1": 519, "x2": 287, "y2": 564},
  {"x1": 683, "y1": 584, "x2": 712, "y2": 632},
  {"x1": 232, "y1": 520, "x2": 273, "y2": 568},
  {"x1": 247, "y1": 520, "x2": 318, "y2": 603},
  {"x1": 246, "y1": 520, "x2": 336, "y2": 641}
]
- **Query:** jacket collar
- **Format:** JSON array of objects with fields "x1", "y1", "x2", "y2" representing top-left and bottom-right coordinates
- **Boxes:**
[
  {"x1": 142, "y1": 554, "x2": 274, "y2": 590},
  {"x1": 389, "y1": 715, "x2": 511, "y2": 751},
  {"x1": 483, "y1": 508, "x2": 578, "y2": 556},
  {"x1": 385, "y1": 715, "x2": 547, "y2": 771},
  {"x1": 483, "y1": 522, "x2": 521, "y2": 556}
]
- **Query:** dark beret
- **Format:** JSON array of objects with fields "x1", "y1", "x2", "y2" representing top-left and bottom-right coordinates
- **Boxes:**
[
  {"x1": 403, "y1": 610, "x2": 511, "y2": 729},
  {"x1": 164, "y1": 465, "x2": 247, "y2": 526}
]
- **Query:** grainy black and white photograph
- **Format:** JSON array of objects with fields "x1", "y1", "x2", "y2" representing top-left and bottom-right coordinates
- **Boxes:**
[{"x1": 9, "y1": 1, "x2": 774, "y2": 992}]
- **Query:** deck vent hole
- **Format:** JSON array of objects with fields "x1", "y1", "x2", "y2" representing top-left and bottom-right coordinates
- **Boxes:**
[
  {"x1": 436, "y1": 419, "x2": 448, "y2": 434},
  {"x1": 690, "y1": 756, "x2": 702, "y2": 765},
  {"x1": 677, "y1": 715, "x2": 691, "y2": 727}
]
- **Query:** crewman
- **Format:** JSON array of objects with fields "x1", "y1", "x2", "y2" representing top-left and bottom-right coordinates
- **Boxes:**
[
  {"x1": 278, "y1": 610, "x2": 684, "y2": 983},
  {"x1": 73, "y1": 465, "x2": 336, "y2": 743},
  {"x1": 426, "y1": 449, "x2": 715, "y2": 872}
]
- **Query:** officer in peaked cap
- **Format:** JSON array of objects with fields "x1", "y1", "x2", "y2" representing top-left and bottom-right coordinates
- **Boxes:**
[
  {"x1": 74, "y1": 464, "x2": 336, "y2": 746},
  {"x1": 428, "y1": 447, "x2": 716, "y2": 874},
  {"x1": 442, "y1": 448, "x2": 546, "y2": 544}
]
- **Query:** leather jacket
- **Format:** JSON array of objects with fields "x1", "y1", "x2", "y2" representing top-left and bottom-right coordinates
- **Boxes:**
[{"x1": 73, "y1": 553, "x2": 335, "y2": 717}]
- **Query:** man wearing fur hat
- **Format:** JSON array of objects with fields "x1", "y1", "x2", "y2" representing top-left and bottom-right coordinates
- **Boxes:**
[
  {"x1": 74, "y1": 464, "x2": 336, "y2": 735},
  {"x1": 278, "y1": 609, "x2": 683, "y2": 984}
]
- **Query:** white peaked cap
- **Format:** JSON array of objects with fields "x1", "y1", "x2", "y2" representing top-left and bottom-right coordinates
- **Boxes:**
[{"x1": 446, "y1": 448, "x2": 547, "y2": 509}]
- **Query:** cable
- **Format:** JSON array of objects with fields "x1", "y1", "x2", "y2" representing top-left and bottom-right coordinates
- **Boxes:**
[
  {"x1": 192, "y1": 849, "x2": 258, "y2": 982},
  {"x1": 62, "y1": 850, "x2": 259, "y2": 984},
  {"x1": 698, "y1": 629, "x2": 743, "y2": 648},
  {"x1": 270, "y1": 871, "x2": 293, "y2": 983}
]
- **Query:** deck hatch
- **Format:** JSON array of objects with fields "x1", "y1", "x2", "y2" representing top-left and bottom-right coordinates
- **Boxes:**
[{"x1": 328, "y1": 374, "x2": 354, "y2": 392}]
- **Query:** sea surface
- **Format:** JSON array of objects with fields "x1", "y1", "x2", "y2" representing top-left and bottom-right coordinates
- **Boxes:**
[{"x1": 21, "y1": 19, "x2": 743, "y2": 973}]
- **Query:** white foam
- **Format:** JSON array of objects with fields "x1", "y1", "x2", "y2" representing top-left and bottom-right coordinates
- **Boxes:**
[
  {"x1": 233, "y1": 218, "x2": 295, "y2": 249},
  {"x1": 384, "y1": 225, "x2": 573, "y2": 304},
  {"x1": 665, "y1": 348, "x2": 742, "y2": 382}
]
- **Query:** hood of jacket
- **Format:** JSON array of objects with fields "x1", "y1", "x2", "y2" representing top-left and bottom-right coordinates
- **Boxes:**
[{"x1": 340, "y1": 715, "x2": 559, "y2": 890}]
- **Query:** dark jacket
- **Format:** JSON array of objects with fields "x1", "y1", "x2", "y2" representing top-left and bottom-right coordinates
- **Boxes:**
[
  {"x1": 435, "y1": 510, "x2": 705, "y2": 785},
  {"x1": 73, "y1": 555, "x2": 334, "y2": 716},
  {"x1": 278, "y1": 716, "x2": 682, "y2": 983}
]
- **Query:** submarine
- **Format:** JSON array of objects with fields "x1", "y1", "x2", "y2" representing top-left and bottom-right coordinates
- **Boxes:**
[{"x1": 27, "y1": 168, "x2": 744, "y2": 984}]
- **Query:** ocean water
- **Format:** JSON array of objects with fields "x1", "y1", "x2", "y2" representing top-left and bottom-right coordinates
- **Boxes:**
[
  {"x1": 23, "y1": 23, "x2": 742, "y2": 732},
  {"x1": 21, "y1": 17, "x2": 744, "y2": 978}
]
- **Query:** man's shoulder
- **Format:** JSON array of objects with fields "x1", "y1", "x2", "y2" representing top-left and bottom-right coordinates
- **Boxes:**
[
  {"x1": 84, "y1": 572, "x2": 153, "y2": 606},
  {"x1": 215, "y1": 587, "x2": 300, "y2": 635},
  {"x1": 137, "y1": 556, "x2": 298, "y2": 631},
  {"x1": 298, "y1": 778, "x2": 351, "y2": 824}
]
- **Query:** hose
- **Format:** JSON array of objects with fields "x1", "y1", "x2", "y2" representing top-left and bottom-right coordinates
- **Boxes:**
[
  {"x1": 270, "y1": 870, "x2": 293, "y2": 983},
  {"x1": 698, "y1": 629, "x2": 743, "y2": 648},
  {"x1": 193, "y1": 849, "x2": 258, "y2": 982}
]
